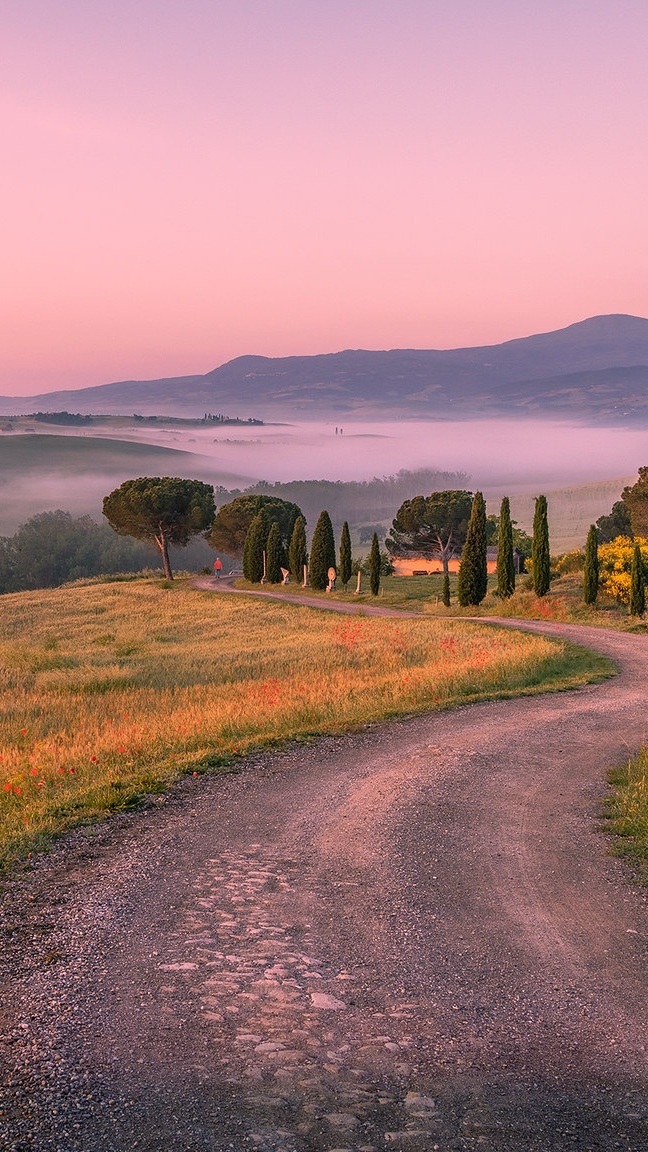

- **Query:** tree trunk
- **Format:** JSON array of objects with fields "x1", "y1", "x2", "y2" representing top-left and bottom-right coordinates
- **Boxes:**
[{"x1": 155, "y1": 532, "x2": 173, "y2": 579}]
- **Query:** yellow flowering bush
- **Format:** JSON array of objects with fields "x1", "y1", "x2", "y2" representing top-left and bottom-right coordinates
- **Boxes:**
[{"x1": 598, "y1": 536, "x2": 648, "y2": 603}]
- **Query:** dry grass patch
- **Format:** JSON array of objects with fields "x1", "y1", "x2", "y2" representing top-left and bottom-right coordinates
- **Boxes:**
[{"x1": 0, "y1": 577, "x2": 614, "y2": 868}]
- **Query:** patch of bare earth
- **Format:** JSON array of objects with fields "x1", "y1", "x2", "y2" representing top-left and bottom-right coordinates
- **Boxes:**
[{"x1": 1, "y1": 622, "x2": 648, "y2": 1151}]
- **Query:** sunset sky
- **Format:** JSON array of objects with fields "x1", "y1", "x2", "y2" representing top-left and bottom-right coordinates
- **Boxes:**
[{"x1": 2, "y1": 1, "x2": 647, "y2": 395}]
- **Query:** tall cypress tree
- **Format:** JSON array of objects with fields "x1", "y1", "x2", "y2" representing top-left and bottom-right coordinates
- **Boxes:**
[
  {"x1": 497, "y1": 496, "x2": 516, "y2": 598},
  {"x1": 339, "y1": 521, "x2": 352, "y2": 588},
  {"x1": 369, "y1": 532, "x2": 381, "y2": 596},
  {"x1": 243, "y1": 509, "x2": 269, "y2": 583},
  {"x1": 288, "y1": 515, "x2": 308, "y2": 583},
  {"x1": 583, "y1": 524, "x2": 599, "y2": 605},
  {"x1": 532, "y1": 495, "x2": 551, "y2": 597},
  {"x1": 630, "y1": 543, "x2": 645, "y2": 617},
  {"x1": 309, "y1": 510, "x2": 336, "y2": 590},
  {"x1": 457, "y1": 492, "x2": 488, "y2": 606},
  {"x1": 265, "y1": 521, "x2": 282, "y2": 583}
]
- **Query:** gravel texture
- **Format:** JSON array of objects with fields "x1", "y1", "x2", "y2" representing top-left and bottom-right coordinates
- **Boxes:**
[{"x1": 1, "y1": 618, "x2": 648, "y2": 1151}]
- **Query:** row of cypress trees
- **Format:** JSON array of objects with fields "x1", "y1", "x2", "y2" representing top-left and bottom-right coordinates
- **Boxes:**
[
  {"x1": 243, "y1": 508, "x2": 376, "y2": 592},
  {"x1": 243, "y1": 508, "x2": 309, "y2": 583},
  {"x1": 456, "y1": 492, "x2": 551, "y2": 607}
]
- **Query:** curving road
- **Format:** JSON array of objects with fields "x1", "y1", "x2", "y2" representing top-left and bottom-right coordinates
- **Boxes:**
[{"x1": 1, "y1": 608, "x2": 648, "y2": 1152}]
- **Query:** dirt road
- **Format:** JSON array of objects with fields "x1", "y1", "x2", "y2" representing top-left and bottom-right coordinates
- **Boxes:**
[{"x1": 1, "y1": 613, "x2": 648, "y2": 1151}]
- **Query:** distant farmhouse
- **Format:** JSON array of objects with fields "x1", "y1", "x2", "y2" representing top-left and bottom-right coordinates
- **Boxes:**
[{"x1": 390, "y1": 547, "x2": 523, "y2": 577}]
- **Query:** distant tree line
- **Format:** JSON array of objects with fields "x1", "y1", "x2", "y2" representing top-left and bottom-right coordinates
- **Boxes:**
[
  {"x1": 201, "y1": 413, "x2": 264, "y2": 425},
  {"x1": 240, "y1": 469, "x2": 468, "y2": 532},
  {"x1": 28, "y1": 411, "x2": 94, "y2": 425},
  {"x1": 0, "y1": 509, "x2": 215, "y2": 595}
]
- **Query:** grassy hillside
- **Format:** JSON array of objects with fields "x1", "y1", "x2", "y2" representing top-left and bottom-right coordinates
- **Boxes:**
[
  {"x1": 505, "y1": 478, "x2": 633, "y2": 553},
  {"x1": 0, "y1": 578, "x2": 613, "y2": 869},
  {"x1": 0, "y1": 434, "x2": 244, "y2": 534},
  {"x1": 0, "y1": 433, "x2": 191, "y2": 474}
]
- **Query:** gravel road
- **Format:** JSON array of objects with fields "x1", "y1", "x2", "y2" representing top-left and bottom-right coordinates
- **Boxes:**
[{"x1": 1, "y1": 611, "x2": 648, "y2": 1152}]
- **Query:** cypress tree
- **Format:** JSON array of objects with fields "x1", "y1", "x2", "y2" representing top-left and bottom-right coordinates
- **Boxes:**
[
  {"x1": 532, "y1": 495, "x2": 551, "y2": 597},
  {"x1": 288, "y1": 515, "x2": 308, "y2": 583},
  {"x1": 369, "y1": 532, "x2": 381, "y2": 596},
  {"x1": 442, "y1": 570, "x2": 451, "y2": 607},
  {"x1": 629, "y1": 543, "x2": 645, "y2": 617},
  {"x1": 309, "y1": 510, "x2": 336, "y2": 590},
  {"x1": 339, "y1": 521, "x2": 352, "y2": 588},
  {"x1": 266, "y1": 521, "x2": 282, "y2": 583},
  {"x1": 583, "y1": 524, "x2": 599, "y2": 605},
  {"x1": 457, "y1": 492, "x2": 488, "y2": 607},
  {"x1": 497, "y1": 496, "x2": 516, "y2": 598},
  {"x1": 243, "y1": 509, "x2": 269, "y2": 583}
]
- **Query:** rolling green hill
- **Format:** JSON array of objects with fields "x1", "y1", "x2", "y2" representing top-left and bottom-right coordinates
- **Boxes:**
[
  {"x1": 0, "y1": 434, "x2": 192, "y2": 475},
  {"x1": 0, "y1": 435, "x2": 247, "y2": 534}
]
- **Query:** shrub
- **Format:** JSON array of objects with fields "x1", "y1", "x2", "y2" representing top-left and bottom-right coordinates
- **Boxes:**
[{"x1": 598, "y1": 536, "x2": 648, "y2": 604}]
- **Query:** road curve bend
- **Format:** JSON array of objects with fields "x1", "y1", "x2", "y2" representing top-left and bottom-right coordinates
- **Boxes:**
[{"x1": 1, "y1": 612, "x2": 648, "y2": 1152}]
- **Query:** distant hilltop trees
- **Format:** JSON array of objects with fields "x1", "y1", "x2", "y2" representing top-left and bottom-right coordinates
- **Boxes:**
[
  {"x1": 201, "y1": 412, "x2": 263, "y2": 425},
  {"x1": 130, "y1": 413, "x2": 264, "y2": 425}
]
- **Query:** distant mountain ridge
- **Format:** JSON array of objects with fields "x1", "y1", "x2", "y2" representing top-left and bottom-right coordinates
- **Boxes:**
[{"x1": 2, "y1": 314, "x2": 648, "y2": 423}]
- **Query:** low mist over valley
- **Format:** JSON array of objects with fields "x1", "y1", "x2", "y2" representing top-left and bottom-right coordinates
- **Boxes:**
[{"x1": 1, "y1": 417, "x2": 645, "y2": 554}]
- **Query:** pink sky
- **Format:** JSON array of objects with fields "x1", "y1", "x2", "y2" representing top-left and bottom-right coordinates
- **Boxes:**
[{"x1": 2, "y1": 1, "x2": 648, "y2": 395}]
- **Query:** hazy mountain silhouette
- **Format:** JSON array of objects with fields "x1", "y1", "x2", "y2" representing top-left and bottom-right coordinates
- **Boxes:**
[{"x1": 2, "y1": 314, "x2": 648, "y2": 423}]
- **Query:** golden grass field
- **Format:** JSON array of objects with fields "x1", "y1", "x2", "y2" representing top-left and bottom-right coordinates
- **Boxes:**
[
  {"x1": 247, "y1": 572, "x2": 646, "y2": 631},
  {"x1": 0, "y1": 577, "x2": 614, "y2": 869}
]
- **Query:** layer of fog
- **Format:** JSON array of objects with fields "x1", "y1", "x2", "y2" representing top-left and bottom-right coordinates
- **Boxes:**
[
  {"x1": 57, "y1": 417, "x2": 648, "y2": 490},
  {"x1": 3, "y1": 419, "x2": 646, "y2": 547}
]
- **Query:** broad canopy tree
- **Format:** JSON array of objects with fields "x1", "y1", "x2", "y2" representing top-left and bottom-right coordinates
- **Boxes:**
[
  {"x1": 208, "y1": 494, "x2": 302, "y2": 558},
  {"x1": 386, "y1": 490, "x2": 473, "y2": 575},
  {"x1": 596, "y1": 500, "x2": 633, "y2": 543},
  {"x1": 622, "y1": 467, "x2": 648, "y2": 538},
  {"x1": 103, "y1": 477, "x2": 216, "y2": 580}
]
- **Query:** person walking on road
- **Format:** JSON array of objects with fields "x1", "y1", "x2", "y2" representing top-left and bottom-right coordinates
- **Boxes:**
[{"x1": 213, "y1": 557, "x2": 223, "y2": 579}]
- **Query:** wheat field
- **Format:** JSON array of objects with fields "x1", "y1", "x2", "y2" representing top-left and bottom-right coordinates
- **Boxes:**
[{"x1": 0, "y1": 577, "x2": 613, "y2": 867}]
